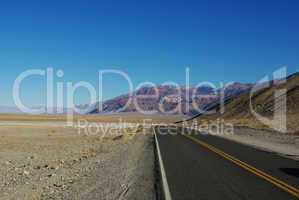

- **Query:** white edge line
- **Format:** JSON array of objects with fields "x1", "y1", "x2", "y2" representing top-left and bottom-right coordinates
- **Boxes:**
[{"x1": 154, "y1": 127, "x2": 172, "y2": 200}]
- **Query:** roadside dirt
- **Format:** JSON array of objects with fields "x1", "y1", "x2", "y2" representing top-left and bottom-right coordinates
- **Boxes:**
[
  {"x1": 0, "y1": 123, "x2": 156, "y2": 200},
  {"x1": 216, "y1": 126, "x2": 299, "y2": 161}
]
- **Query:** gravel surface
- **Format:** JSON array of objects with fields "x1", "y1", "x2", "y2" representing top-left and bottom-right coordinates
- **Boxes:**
[
  {"x1": 217, "y1": 126, "x2": 299, "y2": 160},
  {"x1": 0, "y1": 124, "x2": 156, "y2": 200}
]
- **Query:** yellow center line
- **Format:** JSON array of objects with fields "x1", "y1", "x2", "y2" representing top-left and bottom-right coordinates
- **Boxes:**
[{"x1": 183, "y1": 134, "x2": 299, "y2": 199}]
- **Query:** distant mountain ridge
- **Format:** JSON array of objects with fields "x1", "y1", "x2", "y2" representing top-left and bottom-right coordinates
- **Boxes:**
[
  {"x1": 88, "y1": 83, "x2": 253, "y2": 116},
  {"x1": 0, "y1": 106, "x2": 74, "y2": 115},
  {"x1": 0, "y1": 83, "x2": 252, "y2": 116}
]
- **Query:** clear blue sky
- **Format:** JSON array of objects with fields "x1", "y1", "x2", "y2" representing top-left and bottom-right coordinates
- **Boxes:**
[{"x1": 0, "y1": 0, "x2": 299, "y2": 107}]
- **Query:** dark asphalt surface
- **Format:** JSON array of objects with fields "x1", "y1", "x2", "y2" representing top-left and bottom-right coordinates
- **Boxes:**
[{"x1": 155, "y1": 127, "x2": 299, "y2": 200}]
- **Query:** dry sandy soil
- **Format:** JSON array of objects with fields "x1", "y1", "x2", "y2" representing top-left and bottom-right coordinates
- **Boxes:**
[
  {"x1": 0, "y1": 116, "x2": 158, "y2": 200},
  {"x1": 0, "y1": 113, "x2": 184, "y2": 124}
]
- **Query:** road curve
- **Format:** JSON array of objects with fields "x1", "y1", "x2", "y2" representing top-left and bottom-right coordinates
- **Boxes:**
[{"x1": 154, "y1": 126, "x2": 299, "y2": 200}]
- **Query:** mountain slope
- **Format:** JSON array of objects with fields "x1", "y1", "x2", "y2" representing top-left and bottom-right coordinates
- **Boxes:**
[{"x1": 190, "y1": 72, "x2": 299, "y2": 133}]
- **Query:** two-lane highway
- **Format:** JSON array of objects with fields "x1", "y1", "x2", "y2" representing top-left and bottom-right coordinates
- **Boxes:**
[{"x1": 155, "y1": 126, "x2": 299, "y2": 200}]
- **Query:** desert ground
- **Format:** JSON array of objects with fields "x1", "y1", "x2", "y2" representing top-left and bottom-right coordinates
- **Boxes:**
[
  {"x1": 0, "y1": 113, "x2": 184, "y2": 124},
  {"x1": 0, "y1": 114, "x2": 179, "y2": 200},
  {"x1": 1, "y1": 113, "x2": 298, "y2": 199}
]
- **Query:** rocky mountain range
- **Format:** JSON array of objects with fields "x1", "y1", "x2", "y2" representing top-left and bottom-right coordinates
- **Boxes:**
[{"x1": 88, "y1": 82, "x2": 253, "y2": 116}]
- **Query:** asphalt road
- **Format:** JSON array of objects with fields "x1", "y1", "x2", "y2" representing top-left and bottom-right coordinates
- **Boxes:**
[{"x1": 155, "y1": 126, "x2": 299, "y2": 200}]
